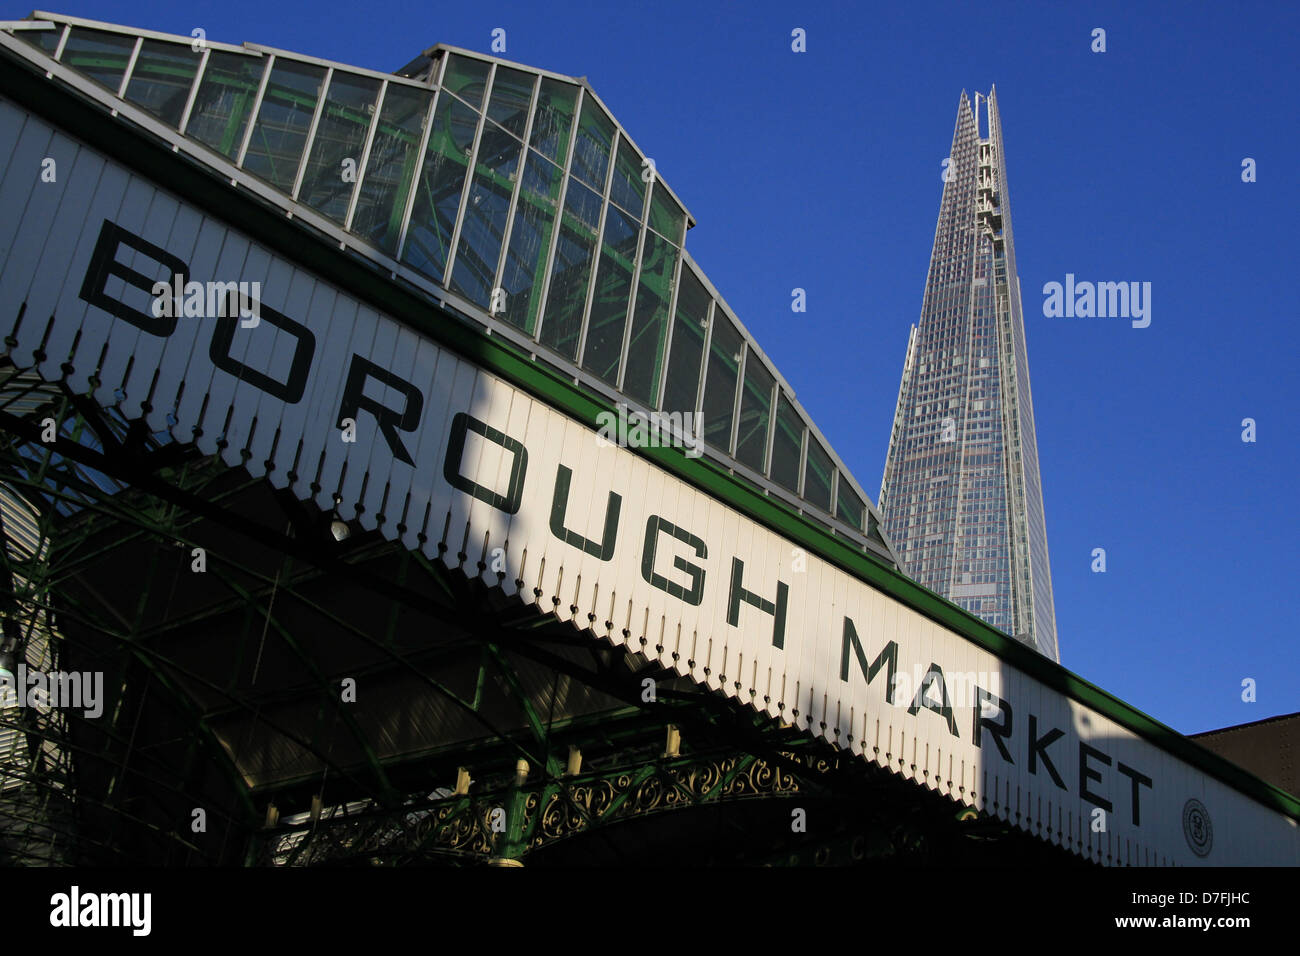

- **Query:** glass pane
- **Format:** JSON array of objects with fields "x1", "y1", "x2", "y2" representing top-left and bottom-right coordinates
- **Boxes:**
[
  {"x1": 735, "y1": 353, "x2": 774, "y2": 473},
  {"x1": 837, "y1": 481, "x2": 865, "y2": 531},
  {"x1": 649, "y1": 180, "x2": 686, "y2": 245},
  {"x1": 17, "y1": 26, "x2": 61, "y2": 55},
  {"x1": 123, "y1": 39, "x2": 201, "y2": 128},
  {"x1": 662, "y1": 265, "x2": 708, "y2": 416},
  {"x1": 442, "y1": 54, "x2": 490, "y2": 109},
  {"x1": 298, "y1": 71, "x2": 381, "y2": 220},
  {"x1": 487, "y1": 66, "x2": 533, "y2": 139},
  {"x1": 580, "y1": 205, "x2": 638, "y2": 386},
  {"x1": 449, "y1": 122, "x2": 523, "y2": 308},
  {"x1": 868, "y1": 511, "x2": 886, "y2": 546},
  {"x1": 241, "y1": 59, "x2": 327, "y2": 192},
  {"x1": 499, "y1": 151, "x2": 563, "y2": 335},
  {"x1": 622, "y1": 232, "x2": 677, "y2": 408},
  {"x1": 571, "y1": 96, "x2": 614, "y2": 191},
  {"x1": 401, "y1": 95, "x2": 477, "y2": 284},
  {"x1": 530, "y1": 78, "x2": 577, "y2": 164},
  {"x1": 60, "y1": 27, "x2": 136, "y2": 91},
  {"x1": 770, "y1": 393, "x2": 804, "y2": 495},
  {"x1": 609, "y1": 135, "x2": 645, "y2": 218},
  {"x1": 804, "y1": 440, "x2": 833, "y2": 512},
  {"x1": 539, "y1": 178, "x2": 601, "y2": 360},
  {"x1": 701, "y1": 312, "x2": 742, "y2": 454},
  {"x1": 351, "y1": 85, "x2": 432, "y2": 254},
  {"x1": 185, "y1": 51, "x2": 264, "y2": 159}
]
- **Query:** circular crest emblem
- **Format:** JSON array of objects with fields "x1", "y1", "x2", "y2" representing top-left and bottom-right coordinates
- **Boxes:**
[{"x1": 1182, "y1": 799, "x2": 1213, "y2": 857}]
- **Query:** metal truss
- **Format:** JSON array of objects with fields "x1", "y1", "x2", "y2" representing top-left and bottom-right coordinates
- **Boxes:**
[{"x1": 0, "y1": 361, "x2": 1080, "y2": 866}]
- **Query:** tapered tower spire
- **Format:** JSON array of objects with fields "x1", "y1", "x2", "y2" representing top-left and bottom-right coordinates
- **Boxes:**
[{"x1": 879, "y1": 90, "x2": 1058, "y2": 661}]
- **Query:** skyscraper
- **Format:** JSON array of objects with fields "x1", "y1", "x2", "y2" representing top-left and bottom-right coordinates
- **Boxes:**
[{"x1": 879, "y1": 88, "x2": 1058, "y2": 661}]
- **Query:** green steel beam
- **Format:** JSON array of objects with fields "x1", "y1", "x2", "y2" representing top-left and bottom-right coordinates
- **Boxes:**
[{"x1": 483, "y1": 642, "x2": 563, "y2": 779}]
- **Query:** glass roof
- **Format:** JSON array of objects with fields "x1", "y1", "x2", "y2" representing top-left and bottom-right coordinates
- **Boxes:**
[{"x1": 1, "y1": 11, "x2": 897, "y2": 563}]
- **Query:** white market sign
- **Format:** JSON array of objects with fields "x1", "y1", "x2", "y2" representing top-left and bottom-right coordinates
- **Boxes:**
[{"x1": 1, "y1": 95, "x2": 1295, "y2": 866}]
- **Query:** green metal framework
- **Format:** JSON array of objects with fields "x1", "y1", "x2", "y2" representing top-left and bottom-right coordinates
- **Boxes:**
[{"x1": 0, "y1": 366, "x2": 1086, "y2": 865}]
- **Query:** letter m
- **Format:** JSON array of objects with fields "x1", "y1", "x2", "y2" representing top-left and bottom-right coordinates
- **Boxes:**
[
  {"x1": 840, "y1": 617, "x2": 898, "y2": 704},
  {"x1": 206, "y1": 280, "x2": 240, "y2": 317},
  {"x1": 1097, "y1": 281, "x2": 1128, "y2": 317},
  {"x1": 48, "y1": 670, "x2": 80, "y2": 704},
  {"x1": 102, "y1": 893, "x2": 130, "y2": 926}
]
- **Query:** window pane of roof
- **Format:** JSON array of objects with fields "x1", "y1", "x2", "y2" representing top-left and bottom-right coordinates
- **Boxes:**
[
  {"x1": 538, "y1": 178, "x2": 601, "y2": 361},
  {"x1": 804, "y1": 440, "x2": 833, "y2": 512},
  {"x1": 499, "y1": 150, "x2": 563, "y2": 335},
  {"x1": 60, "y1": 27, "x2": 135, "y2": 92},
  {"x1": 16, "y1": 25, "x2": 61, "y2": 55},
  {"x1": 442, "y1": 53, "x2": 490, "y2": 109},
  {"x1": 580, "y1": 205, "x2": 638, "y2": 386},
  {"x1": 449, "y1": 122, "x2": 523, "y2": 308},
  {"x1": 401, "y1": 94, "x2": 476, "y2": 284},
  {"x1": 735, "y1": 353, "x2": 774, "y2": 473},
  {"x1": 622, "y1": 231, "x2": 677, "y2": 408},
  {"x1": 351, "y1": 84, "x2": 431, "y2": 254},
  {"x1": 648, "y1": 180, "x2": 686, "y2": 246},
  {"x1": 298, "y1": 71, "x2": 381, "y2": 221},
  {"x1": 609, "y1": 134, "x2": 645, "y2": 219},
  {"x1": 241, "y1": 58, "x2": 327, "y2": 192},
  {"x1": 836, "y1": 481, "x2": 864, "y2": 531},
  {"x1": 185, "y1": 51, "x2": 264, "y2": 159},
  {"x1": 124, "y1": 39, "x2": 201, "y2": 128},
  {"x1": 702, "y1": 311, "x2": 742, "y2": 454},
  {"x1": 662, "y1": 265, "x2": 708, "y2": 417},
  {"x1": 770, "y1": 393, "x2": 803, "y2": 495},
  {"x1": 529, "y1": 78, "x2": 576, "y2": 164},
  {"x1": 487, "y1": 66, "x2": 533, "y2": 139},
  {"x1": 571, "y1": 96, "x2": 613, "y2": 191},
  {"x1": 867, "y1": 511, "x2": 886, "y2": 546}
]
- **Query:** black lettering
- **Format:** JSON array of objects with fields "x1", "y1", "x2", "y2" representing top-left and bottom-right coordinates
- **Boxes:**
[
  {"x1": 550, "y1": 464, "x2": 620, "y2": 559},
  {"x1": 340, "y1": 355, "x2": 423, "y2": 464},
  {"x1": 79, "y1": 219, "x2": 187, "y2": 336},
  {"x1": 209, "y1": 296, "x2": 315, "y2": 402},
  {"x1": 1027, "y1": 714, "x2": 1067, "y2": 790},
  {"x1": 839, "y1": 618, "x2": 898, "y2": 704},
  {"x1": 907, "y1": 663, "x2": 959, "y2": 737},
  {"x1": 1079, "y1": 742, "x2": 1113, "y2": 812},
  {"x1": 973, "y1": 686, "x2": 1014, "y2": 763},
  {"x1": 1117, "y1": 762, "x2": 1152, "y2": 826},
  {"x1": 641, "y1": 516, "x2": 706, "y2": 605},
  {"x1": 442, "y1": 412, "x2": 526, "y2": 514},
  {"x1": 726, "y1": 557, "x2": 788, "y2": 649}
]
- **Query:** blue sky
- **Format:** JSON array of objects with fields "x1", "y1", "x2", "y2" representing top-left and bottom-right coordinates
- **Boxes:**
[{"x1": 21, "y1": 0, "x2": 1299, "y2": 735}]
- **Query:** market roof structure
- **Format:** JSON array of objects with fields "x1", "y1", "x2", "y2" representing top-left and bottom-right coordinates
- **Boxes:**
[{"x1": 3, "y1": 11, "x2": 895, "y2": 563}]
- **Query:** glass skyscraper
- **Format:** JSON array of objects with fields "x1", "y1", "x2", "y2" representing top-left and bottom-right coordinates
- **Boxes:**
[{"x1": 878, "y1": 88, "x2": 1058, "y2": 661}]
